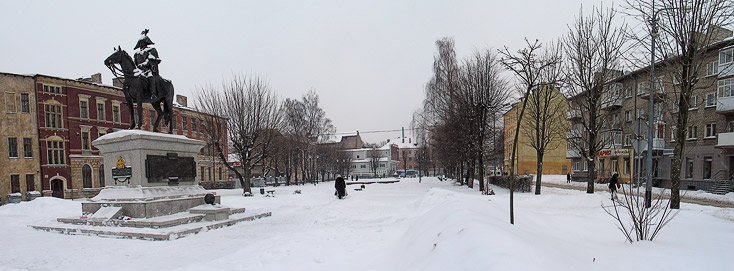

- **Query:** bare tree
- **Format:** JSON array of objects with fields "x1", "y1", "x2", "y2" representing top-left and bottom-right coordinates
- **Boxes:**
[
  {"x1": 195, "y1": 74, "x2": 283, "y2": 195},
  {"x1": 563, "y1": 6, "x2": 627, "y2": 194},
  {"x1": 625, "y1": 0, "x2": 734, "y2": 209},
  {"x1": 500, "y1": 39, "x2": 562, "y2": 224},
  {"x1": 368, "y1": 146, "x2": 380, "y2": 178},
  {"x1": 602, "y1": 183, "x2": 678, "y2": 243},
  {"x1": 283, "y1": 90, "x2": 336, "y2": 184}
]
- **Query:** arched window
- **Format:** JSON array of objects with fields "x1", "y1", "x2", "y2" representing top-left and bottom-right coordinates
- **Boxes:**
[
  {"x1": 82, "y1": 164, "x2": 92, "y2": 188},
  {"x1": 99, "y1": 165, "x2": 105, "y2": 187}
]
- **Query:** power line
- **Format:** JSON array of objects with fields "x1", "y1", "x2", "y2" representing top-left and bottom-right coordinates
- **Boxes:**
[{"x1": 326, "y1": 127, "x2": 422, "y2": 136}]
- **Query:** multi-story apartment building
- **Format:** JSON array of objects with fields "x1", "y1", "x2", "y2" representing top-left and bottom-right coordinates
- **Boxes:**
[
  {"x1": 567, "y1": 28, "x2": 734, "y2": 190},
  {"x1": 504, "y1": 87, "x2": 572, "y2": 176},
  {"x1": 0, "y1": 72, "x2": 228, "y2": 202},
  {"x1": 0, "y1": 73, "x2": 41, "y2": 202}
]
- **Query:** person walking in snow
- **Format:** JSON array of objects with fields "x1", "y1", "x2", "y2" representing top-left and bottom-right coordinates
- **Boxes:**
[
  {"x1": 566, "y1": 173, "x2": 571, "y2": 183},
  {"x1": 609, "y1": 172, "x2": 619, "y2": 200},
  {"x1": 335, "y1": 175, "x2": 346, "y2": 199}
]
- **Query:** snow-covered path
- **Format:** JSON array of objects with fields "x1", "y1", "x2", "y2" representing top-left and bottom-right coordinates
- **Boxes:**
[{"x1": 0, "y1": 176, "x2": 732, "y2": 271}]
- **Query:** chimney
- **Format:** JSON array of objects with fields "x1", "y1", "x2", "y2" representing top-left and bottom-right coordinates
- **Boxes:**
[
  {"x1": 409, "y1": 138, "x2": 411, "y2": 144},
  {"x1": 176, "y1": 95, "x2": 188, "y2": 107},
  {"x1": 113, "y1": 77, "x2": 124, "y2": 88},
  {"x1": 91, "y1": 73, "x2": 102, "y2": 84}
]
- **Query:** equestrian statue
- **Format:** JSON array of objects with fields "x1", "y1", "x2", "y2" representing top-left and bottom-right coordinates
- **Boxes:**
[{"x1": 104, "y1": 29, "x2": 174, "y2": 133}]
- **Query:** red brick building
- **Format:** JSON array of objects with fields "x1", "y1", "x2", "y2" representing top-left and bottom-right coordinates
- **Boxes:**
[{"x1": 1, "y1": 72, "x2": 227, "y2": 199}]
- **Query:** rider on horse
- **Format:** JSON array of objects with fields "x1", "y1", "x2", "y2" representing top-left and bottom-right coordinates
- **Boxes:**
[{"x1": 134, "y1": 29, "x2": 162, "y2": 101}]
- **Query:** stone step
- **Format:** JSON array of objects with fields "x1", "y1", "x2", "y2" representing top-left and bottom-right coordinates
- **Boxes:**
[
  {"x1": 36, "y1": 212, "x2": 272, "y2": 241},
  {"x1": 57, "y1": 206, "x2": 247, "y2": 228}
]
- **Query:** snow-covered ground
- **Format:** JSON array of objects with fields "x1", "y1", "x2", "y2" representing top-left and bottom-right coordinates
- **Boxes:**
[{"x1": 1, "y1": 176, "x2": 732, "y2": 271}]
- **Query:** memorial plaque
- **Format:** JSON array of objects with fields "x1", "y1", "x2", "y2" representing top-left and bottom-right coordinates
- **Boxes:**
[{"x1": 145, "y1": 154, "x2": 196, "y2": 183}]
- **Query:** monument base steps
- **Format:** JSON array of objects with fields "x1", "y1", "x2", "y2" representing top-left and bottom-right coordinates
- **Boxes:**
[{"x1": 34, "y1": 211, "x2": 270, "y2": 241}]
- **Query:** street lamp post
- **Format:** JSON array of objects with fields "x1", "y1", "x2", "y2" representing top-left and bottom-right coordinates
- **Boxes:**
[{"x1": 646, "y1": 1, "x2": 679, "y2": 208}]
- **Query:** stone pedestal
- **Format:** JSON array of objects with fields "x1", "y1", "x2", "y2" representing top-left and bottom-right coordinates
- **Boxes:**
[{"x1": 92, "y1": 130, "x2": 205, "y2": 187}]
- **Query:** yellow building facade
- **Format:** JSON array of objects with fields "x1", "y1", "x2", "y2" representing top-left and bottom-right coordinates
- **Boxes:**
[{"x1": 503, "y1": 87, "x2": 571, "y2": 175}]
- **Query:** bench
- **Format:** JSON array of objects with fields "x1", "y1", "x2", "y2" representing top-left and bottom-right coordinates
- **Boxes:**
[
  {"x1": 265, "y1": 190, "x2": 275, "y2": 197},
  {"x1": 354, "y1": 188, "x2": 363, "y2": 191}
]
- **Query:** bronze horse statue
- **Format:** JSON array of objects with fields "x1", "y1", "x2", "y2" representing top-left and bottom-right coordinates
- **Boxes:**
[{"x1": 104, "y1": 46, "x2": 174, "y2": 133}]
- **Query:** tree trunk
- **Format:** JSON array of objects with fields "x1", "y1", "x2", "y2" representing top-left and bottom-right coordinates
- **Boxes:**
[{"x1": 535, "y1": 150, "x2": 544, "y2": 195}]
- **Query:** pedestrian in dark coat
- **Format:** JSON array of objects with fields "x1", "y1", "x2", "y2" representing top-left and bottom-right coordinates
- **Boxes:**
[
  {"x1": 609, "y1": 173, "x2": 619, "y2": 200},
  {"x1": 566, "y1": 173, "x2": 571, "y2": 183},
  {"x1": 335, "y1": 175, "x2": 346, "y2": 199}
]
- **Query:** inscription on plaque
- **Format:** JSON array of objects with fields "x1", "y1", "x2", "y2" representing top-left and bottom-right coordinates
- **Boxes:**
[{"x1": 145, "y1": 153, "x2": 196, "y2": 183}]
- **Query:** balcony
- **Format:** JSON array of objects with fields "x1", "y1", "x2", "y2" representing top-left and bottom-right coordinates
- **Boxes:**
[
  {"x1": 639, "y1": 87, "x2": 665, "y2": 101},
  {"x1": 567, "y1": 129, "x2": 582, "y2": 139},
  {"x1": 601, "y1": 96, "x2": 623, "y2": 110},
  {"x1": 715, "y1": 132, "x2": 734, "y2": 149},
  {"x1": 631, "y1": 138, "x2": 665, "y2": 153},
  {"x1": 716, "y1": 96, "x2": 734, "y2": 115},
  {"x1": 566, "y1": 109, "x2": 582, "y2": 120},
  {"x1": 566, "y1": 149, "x2": 582, "y2": 158}
]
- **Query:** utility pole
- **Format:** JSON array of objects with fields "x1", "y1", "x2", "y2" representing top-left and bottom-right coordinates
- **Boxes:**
[{"x1": 645, "y1": 0, "x2": 658, "y2": 208}]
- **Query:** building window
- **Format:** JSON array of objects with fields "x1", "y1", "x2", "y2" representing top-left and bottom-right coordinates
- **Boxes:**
[
  {"x1": 171, "y1": 115, "x2": 177, "y2": 130},
  {"x1": 97, "y1": 102, "x2": 105, "y2": 121},
  {"x1": 706, "y1": 92, "x2": 717, "y2": 107},
  {"x1": 360, "y1": 165, "x2": 366, "y2": 168},
  {"x1": 8, "y1": 137, "x2": 18, "y2": 158},
  {"x1": 671, "y1": 126, "x2": 677, "y2": 141},
  {"x1": 82, "y1": 164, "x2": 93, "y2": 188},
  {"x1": 80, "y1": 100, "x2": 88, "y2": 119},
  {"x1": 611, "y1": 158, "x2": 618, "y2": 174},
  {"x1": 687, "y1": 126, "x2": 697, "y2": 140},
  {"x1": 200, "y1": 119, "x2": 205, "y2": 133},
  {"x1": 625, "y1": 110, "x2": 632, "y2": 122},
  {"x1": 99, "y1": 165, "x2": 105, "y2": 187},
  {"x1": 82, "y1": 131, "x2": 90, "y2": 150},
  {"x1": 201, "y1": 166, "x2": 205, "y2": 182},
  {"x1": 43, "y1": 85, "x2": 61, "y2": 94},
  {"x1": 182, "y1": 116, "x2": 188, "y2": 130},
  {"x1": 23, "y1": 138, "x2": 32, "y2": 158},
  {"x1": 44, "y1": 104, "x2": 62, "y2": 128},
  {"x1": 25, "y1": 174, "x2": 35, "y2": 192},
  {"x1": 218, "y1": 167, "x2": 222, "y2": 181},
  {"x1": 625, "y1": 87, "x2": 633, "y2": 98},
  {"x1": 703, "y1": 157, "x2": 713, "y2": 180},
  {"x1": 599, "y1": 159, "x2": 605, "y2": 174},
  {"x1": 624, "y1": 134, "x2": 632, "y2": 146},
  {"x1": 112, "y1": 104, "x2": 120, "y2": 123},
  {"x1": 47, "y1": 140, "x2": 65, "y2": 165},
  {"x1": 686, "y1": 158, "x2": 694, "y2": 178},
  {"x1": 624, "y1": 158, "x2": 630, "y2": 175},
  {"x1": 10, "y1": 175, "x2": 20, "y2": 193},
  {"x1": 706, "y1": 123, "x2": 717, "y2": 138},
  {"x1": 707, "y1": 61, "x2": 719, "y2": 77},
  {"x1": 208, "y1": 167, "x2": 212, "y2": 181},
  {"x1": 20, "y1": 93, "x2": 29, "y2": 113},
  {"x1": 192, "y1": 118, "x2": 197, "y2": 132},
  {"x1": 720, "y1": 48, "x2": 734, "y2": 64},
  {"x1": 5, "y1": 92, "x2": 16, "y2": 113},
  {"x1": 720, "y1": 78, "x2": 734, "y2": 98},
  {"x1": 149, "y1": 110, "x2": 156, "y2": 128},
  {"x1": 689, "y1": 95, "x2": 698, "y2": 110}
]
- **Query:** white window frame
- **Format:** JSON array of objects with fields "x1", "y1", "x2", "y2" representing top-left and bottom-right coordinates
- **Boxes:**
[
  {"x1": 720, "y1": 78, "x2": 734, "y2": 98},
  {"x1": 705, "y1": 123, "x2": 717, "y2": 138},
  {"x1": 689, "y1": 95, "x2": 698, "y2": 110},
  {"x1": 687, "y1": 125, "x2": 698, "y2": 140},
  {"x1": 706, "y1": 61, "x2": 719, "y2": 77},
  {"x1": 720, "y1": 48, "x2": 734, "y2": 64},
  {"x1": 706, "y1": 92, "x2": 717, "y2": 108}
]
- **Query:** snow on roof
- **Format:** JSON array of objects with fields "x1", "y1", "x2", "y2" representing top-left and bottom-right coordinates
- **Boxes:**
[{"x1": 381, "y1": 138, "x2": 418, "y2": 149}]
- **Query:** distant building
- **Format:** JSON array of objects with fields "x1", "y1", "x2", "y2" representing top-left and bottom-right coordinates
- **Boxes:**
[{"x1": 503, "y1": 86, "x2": 571, "y2": 176}]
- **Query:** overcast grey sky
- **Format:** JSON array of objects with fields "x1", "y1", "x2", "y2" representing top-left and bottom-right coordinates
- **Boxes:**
[{"x1": 0, "y1": 0, "x2": 610, "y2": 143}]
